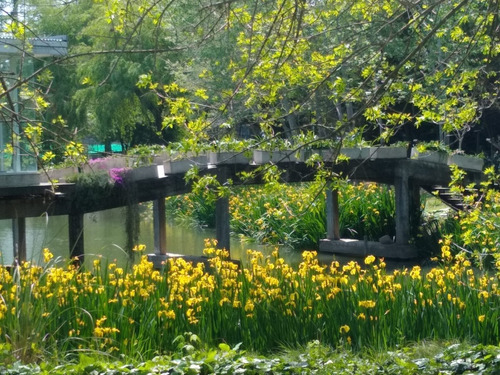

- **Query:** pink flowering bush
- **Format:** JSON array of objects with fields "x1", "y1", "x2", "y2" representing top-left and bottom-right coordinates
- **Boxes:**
[{"x1": 109, "y1": 167, "x2": 130, "y2": 185}]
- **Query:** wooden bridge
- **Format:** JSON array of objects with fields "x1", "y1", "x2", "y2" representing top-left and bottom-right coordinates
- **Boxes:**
[{"x1": 0, "y1": 147, "x2": 484, "y2": 265}]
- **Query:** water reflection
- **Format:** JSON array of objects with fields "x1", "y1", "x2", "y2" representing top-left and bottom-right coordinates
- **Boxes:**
[
  {"x1": 0, "y1": 206, "x2": 306, "y2": 268},
  {"x1": 0, "y1": 206, "x2": 417, "y2": 270}
]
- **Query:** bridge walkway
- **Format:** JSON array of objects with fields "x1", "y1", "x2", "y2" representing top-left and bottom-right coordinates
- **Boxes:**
[{"x1": 0, "y1": 147, "x2": 484, "y2": 264}]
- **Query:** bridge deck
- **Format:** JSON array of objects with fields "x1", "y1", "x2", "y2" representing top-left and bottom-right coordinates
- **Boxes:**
[
  {"x1": 0, "y1": 148, "x2": 484, "y2": 262},
  {"x1": 0, "y1": 149, "x2": 482, "y2": 219}
]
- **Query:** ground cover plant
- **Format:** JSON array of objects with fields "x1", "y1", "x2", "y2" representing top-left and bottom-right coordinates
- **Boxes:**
[
  {"x1": 1, "y1": 339, "x2": 500, "y2": 374},
  {"x1": 165, "y1": 181, "x2": 396, "y2": 249},
  {"x1": 0, "y1": 242, "x2": 498, "y2": 364}
]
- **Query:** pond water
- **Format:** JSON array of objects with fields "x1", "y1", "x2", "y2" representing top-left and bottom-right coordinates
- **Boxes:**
[
  {"x1": 0, "y1": 205, "x2": 419, "y2": 270},
  {"x1": 0, "y1": 205, "x2": 305, "y2": 268}
]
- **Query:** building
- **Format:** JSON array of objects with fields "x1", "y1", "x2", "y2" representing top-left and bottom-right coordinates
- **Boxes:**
[{"x1": 0, "y1": 35, "x2": 67, "y2": 187}]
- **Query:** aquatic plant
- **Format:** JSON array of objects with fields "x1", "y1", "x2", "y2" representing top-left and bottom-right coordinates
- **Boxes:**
[
  {"x1": 166, "y1": 182, "x2": 396, "y2": 248},
  {"x1": 0, "y1": 243, "x2": 498, "y2": 362}
]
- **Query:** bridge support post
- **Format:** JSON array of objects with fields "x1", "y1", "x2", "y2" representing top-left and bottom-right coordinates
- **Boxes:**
[
  {"x1": 12, "y1": 217, "x2": 26, "y2": 263},
  {"x1": 394, "y1": 170, "x2": 420, "y2": 245},
  {"x1": 153, "y1": 198, "x2": 167, "y2": 255},
  {"x1": 216, "y1": 167, "x2": 230, "y2": 253},
  {"x1": 69, "y1": 213, "x2": 84, "y2": 264},
  {"x1": 326, "y1": 187, "x2": 340, "y2": 240}
]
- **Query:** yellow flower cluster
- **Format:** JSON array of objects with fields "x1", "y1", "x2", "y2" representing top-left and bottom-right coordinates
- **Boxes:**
[
  {"x1": 94, "y1": 316, "x2": 120, "y2": 348},
  {"x1": 0, "y1": 243, "x2": 498, "y2": 354}
]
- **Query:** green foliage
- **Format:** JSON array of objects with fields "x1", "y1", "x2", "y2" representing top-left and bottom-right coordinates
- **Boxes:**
[
  {"x1": 3, "y1": 0, "x2": 500, "y2": 174},
  {"x1": 0, "y1": 340, "x2": 499, "y2": 374},
  {"x1": 166, "y1": 182, "x2": 396, "y2": 248},
  {"x1": 63, "y1": 141, "x2": 87, "y2": 167},
  {"x1": 166, "y1": 188, "x2": 217, "y2": 228},
  {"x1": 1, "y1": 248, "x2": 500, "y2": 375},
  {"x1": 181, "y1": 0, "x2": 498, "y2": 151},
  {"x1": 414, "y1": 214, "x2": 461, "y2": 258},
  {"x1": 414, "y1": 141, "x2": 452, "y2": 154},
  {"x1": 1, "y1": 340, "x2": 500, "y2": 374},
  {"x1": 66, "y1": 171, "x2": 116, "y2": 211},
  {"x1": 127, "y1": 144, "x2": 168, "y2": 166},
  {"x1": 447, "y1": 165, "x2": 500, "y2": 270}
]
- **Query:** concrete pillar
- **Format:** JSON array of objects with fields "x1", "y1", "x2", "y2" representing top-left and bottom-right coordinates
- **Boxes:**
[
  {"x1": 394, "y1": 174, "x2": 409, "y2": 245},
  {"x1": 326, "y1": 187, "x2": 340, "y2": 240},
  {"x1": 12, "y1": 217, "x2": 26, "y2": 263},
  {"x1": 216, "y1": 167, "x2": 230, "y2": 252},
  {"x1": 394, "y1": 169, "x2": 420, "y2": 245},
  {"x1": 68, "y1": 213, "x2": 84, "y2": 263},
  {"x1": 216, "y1": 195, "x2": 230, "y2": 251},
  {"x1": 409, "y1": 182, "x2": 421, "y2": 240},
  {"x1": 153, "y1": 198, "x2": 167, "y2": 255}
]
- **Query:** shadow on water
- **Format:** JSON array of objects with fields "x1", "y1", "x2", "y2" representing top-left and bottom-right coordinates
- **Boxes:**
[
  {"x1": 0, "y1": 206, "x2": 303, "y2": 268},
  {"x1": 0, "y1": 205, "x2": 423, "y2": 271}
]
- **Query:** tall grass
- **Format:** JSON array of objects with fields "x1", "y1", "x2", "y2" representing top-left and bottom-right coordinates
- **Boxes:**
[
  {"x1": 166, "y1": 182, "x2": 396, "y2": 248},
  {"x1": 165, "y1": 192, "x2": 216, "y2": 228},
  {"x1": 0, "y1": 243, "x2": 498, "y2": 363}
]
